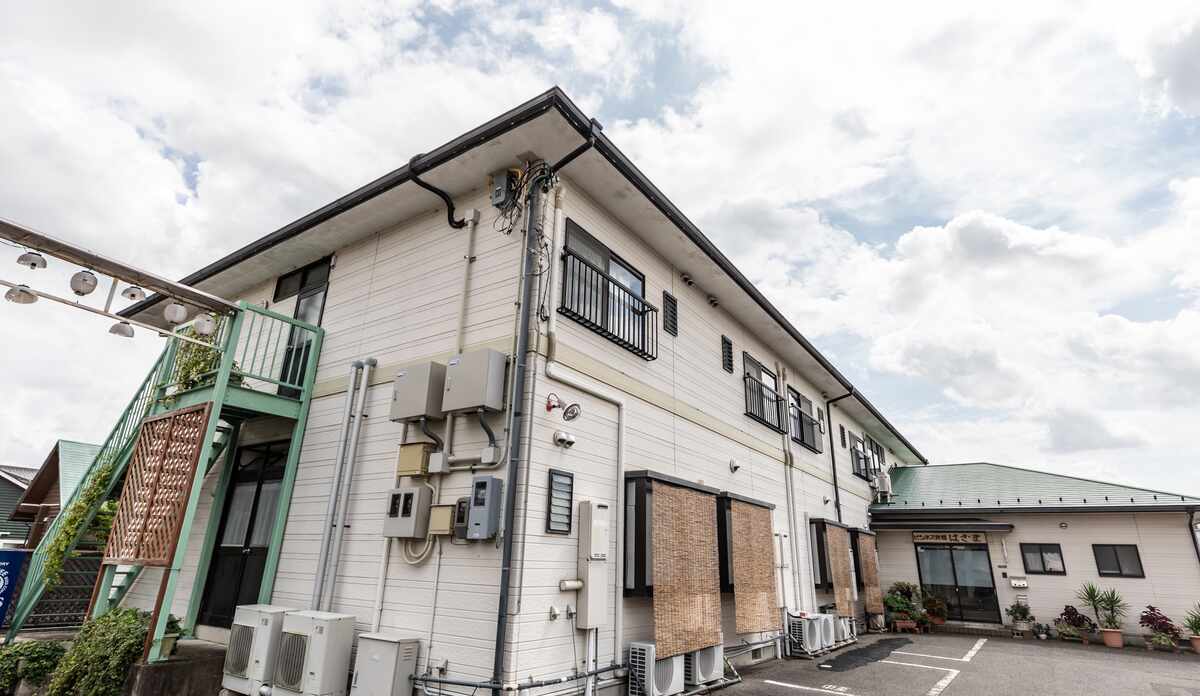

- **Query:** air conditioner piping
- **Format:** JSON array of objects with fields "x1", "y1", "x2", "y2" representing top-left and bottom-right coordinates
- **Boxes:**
[
  {"x1": 310, "y1": 360, "x2": 363, "y2": 609},
  {"x1": 409, "y1": 154, "x2": 466, "y2": 229}
]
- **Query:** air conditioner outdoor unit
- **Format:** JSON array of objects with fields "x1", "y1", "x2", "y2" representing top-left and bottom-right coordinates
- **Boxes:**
[
  {"x1": 222, "y1": 604, "x2": 295, "y2": 695},
  {"x1": 818, "y1": 614, "x2": 836, "y2": 647},
  {"x1": 628, "y1": 642, "x2": 684, "y2": 696},
  {"x1": 683, "y1": 644, "x2": 723, "y2": 686},
  {"x1": 876, "y1": 470, "x2": 893, "y2": 495},
  {"x1": 834, "y1": 617, "x2": 855, "y2": 643},
  {"x1": 273, "y1": 610, "x2": 356, "y2": 696}
]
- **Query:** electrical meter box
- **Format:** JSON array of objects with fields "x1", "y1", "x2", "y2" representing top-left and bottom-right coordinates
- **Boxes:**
[
  {"x1": 442, "y1": 349, "x2": 507, "y2": 413},
  {"x1": 429, "y1": 505, "x2": 455, "y2": 536},
  {"x1": 467, "y1": 475, "x2": 502, "y2": 540},
  {"x1": 396, "y1": 443, "x2": 433, "y2": 478},
  {"x1": 453, "y1": 497, "x2": 470, "y2": 540},
  {"x1": 575, "y1": 500, "x2": 610, "y2": 628},
  {"x1": 383, "y1": 486, "x2": 432, "y2": 539},
  {"x1": 390, "y1": 362, "x2": 446, "y2": 422},
  {"x1": 351, "y1": 633, "x2": 420, "y2": 696}
]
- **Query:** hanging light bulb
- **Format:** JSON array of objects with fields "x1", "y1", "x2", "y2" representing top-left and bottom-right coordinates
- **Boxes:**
[
  {"x1": 69, "y1": 270, "x2": 98, "y2": 296},
  {"x1": 193, "y1": 313, "x2": 217, "y2": 336},
  {"x1": 4, "y1": 284, "x2": 37, "y2": 304},
  {"x1": 120, "y1": 286, "x2": 146, "y2": 302},
  {"x1": 163, "y1": 301, "x2": 188, "y2": 325},
  {"x1": 16, "y1": 251, "x2": 46, "y2": 269},
  {"x1": 108, "y1": 321, "x2": 135, "y2": 338}
]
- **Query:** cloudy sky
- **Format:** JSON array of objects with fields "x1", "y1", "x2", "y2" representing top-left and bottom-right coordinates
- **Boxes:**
[{"x1": 2, "y1": 1, "x2": 1199, "y2": 495}]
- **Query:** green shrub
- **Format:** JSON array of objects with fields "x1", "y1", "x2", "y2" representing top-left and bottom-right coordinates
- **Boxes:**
[
  {"x1": 0, "y1": 640, "x2": 68, "y2": 693},
  {"x1": 42, "y1": 460, "x2": 115, "y2": 590},
  {"x1": 47, "y1": 608, "x2": 150, "y2": 696}
]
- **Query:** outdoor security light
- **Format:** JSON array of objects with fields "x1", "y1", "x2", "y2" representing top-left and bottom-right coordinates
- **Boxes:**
[
  {"x1": 120, "y1": 285, "x2": 146, "y2": 302},
  {"x1": 108, "y1": 321, "x2": 135, "y2": 338},
  {"x1": 193, "y1": 313, "x2": 216, "y2": 336},
  {"x1": 16, "y1": 251, "x2": 46, "y2": 269},
  {"x1": 163, "y1": 301, "x2": 187, "y2": 325},
  {"x1": 69, "y1": 270, "x2": 98, "y2": 296},
  {"x1": 4, "y1": 284, "x2": 37, "y2": 304}
]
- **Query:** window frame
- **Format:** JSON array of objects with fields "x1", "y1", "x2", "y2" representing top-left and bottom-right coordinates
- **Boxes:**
[
  {"x1": 787, "y1": 387, "x2": 823, "y2": 453},
  {"x1": 273, "y1": 256, "x2": 332, "y2": 303},
  {"x1": 565, "y1": 220, "x2": 646, "y2": 296},
  {"x1": 1091, "y1": 544, "x2": 1145, "y2": 578},
  {"x1": 849, "y1": 433, "x2": 876, "y2": 481},
  {"x1": 742, "y1": 352, "x2": 786, "y2": 433},
  {"x1": 1019, "y1": 543, "x2": 1067, "y2": 576}
]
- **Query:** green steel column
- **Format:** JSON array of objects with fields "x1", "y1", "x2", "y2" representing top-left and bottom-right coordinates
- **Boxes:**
[
  {"x1": 90, "y1": 565, "x2": 118, "y2": 618},
  {"x1": 146, "y1": 311, "x2": 243, "y2": 663},
  {"x1": 182, "y1": 420, "x2": 242, "y2": 635},
  {"x1": 257, "y1": 325, "x2": 324, "y2": 603}
]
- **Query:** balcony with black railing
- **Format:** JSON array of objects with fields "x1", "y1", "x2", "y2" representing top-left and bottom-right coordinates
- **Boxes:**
[
  {"x1": 851, "y1": 448, "x2": 878, "y2": 480},
  {"x1": 790, "y1": 406, "x2": 823, "y2": 453},
  {"x1": 744, "y1": 374, "x2": 787, "y2": 433},
  {"x1": 558, "y1": 249, "x2": 659, "y2": 360}
]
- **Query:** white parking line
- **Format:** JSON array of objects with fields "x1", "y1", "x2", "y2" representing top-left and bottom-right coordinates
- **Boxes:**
[
  {"x1": 879, "y1": 660, "x2": 960, "y2": 696},
  {"x1": 763, "y1": 680, "x2": 857, "y2": 696},
  {"x1": 892, "y1": 638, "x2": 987, "y2": 663}
]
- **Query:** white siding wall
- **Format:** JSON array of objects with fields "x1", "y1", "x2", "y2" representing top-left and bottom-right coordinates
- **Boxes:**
[{"x1": 875, "y1": 512, "x2": 1200, "y2": 633}]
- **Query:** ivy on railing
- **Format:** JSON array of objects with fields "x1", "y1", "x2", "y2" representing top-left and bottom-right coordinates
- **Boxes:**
[{"x1": 41, "y1": 460, "x2": 114, "y2": 591}]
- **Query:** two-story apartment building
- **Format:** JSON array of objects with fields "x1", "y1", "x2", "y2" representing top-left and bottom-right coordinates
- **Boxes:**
[{"x1": 5, "y1": 88, "x2": 926, "y2": 693}]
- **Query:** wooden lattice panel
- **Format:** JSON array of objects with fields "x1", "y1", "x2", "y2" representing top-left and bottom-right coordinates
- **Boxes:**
[
  {"x1": 652, "y1": 482, "x2": 721, "y2": 659},
  {"x1": 731, "y1": 500, "x2": 779, "y2": 633},
  {"x1": 825, "y1": 524, "x2": 854, "y2": 617},
  {"x1": 858, "y1": 533, "x2": 884, "y2": 615},
  {"x1": 105, "y1": 404, "x2": 210, "y2": 566}
]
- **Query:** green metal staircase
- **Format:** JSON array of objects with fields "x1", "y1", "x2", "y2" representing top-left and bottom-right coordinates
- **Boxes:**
[{"x1": 6, "y1": 302, "x2": 324, "y2": 662}]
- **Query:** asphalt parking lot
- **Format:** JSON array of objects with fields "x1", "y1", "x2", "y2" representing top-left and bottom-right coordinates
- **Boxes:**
[{"x1": 737, "y1": 632, "x2": 1200, "y2": 696}]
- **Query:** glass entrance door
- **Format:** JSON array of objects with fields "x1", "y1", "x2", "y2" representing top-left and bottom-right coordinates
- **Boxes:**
[
  {"x1": 197, "y1": 441, "x2": 288, "y2": 628},
  {"x1": 916, "y1": 543, "x2": 1000, "y2": 623}
]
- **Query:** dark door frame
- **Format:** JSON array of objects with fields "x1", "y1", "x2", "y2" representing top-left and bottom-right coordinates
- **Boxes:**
[{"x1": 913, "y1": 541, "x2": 1002, "y2": 624}]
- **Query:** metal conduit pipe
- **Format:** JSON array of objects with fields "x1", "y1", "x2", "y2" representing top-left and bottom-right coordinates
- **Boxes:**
[
  {"x1": 774, "y1": 362, "x2": 805, "y2": 610},
  {"x1": 322, "y1": 357, "x2": 376, "y2": 612},
  {"x1": 543, "y1": 185, "x2": 627, "y2": 668},
  {"x1": 310, "y1": 360, "x2": 364, "y2": 609}
]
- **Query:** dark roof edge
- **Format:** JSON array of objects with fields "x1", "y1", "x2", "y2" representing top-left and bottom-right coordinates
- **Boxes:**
[
  {"x1": 872, "y1": 504, "x2": 1200, "y2": 515},
  {"x1": 119, "y1": 86, "x2": 926, "y2": 464},
  {"x1": 626, "y1": 469, "x2": 721, "y2": 496},
  {"x1": 719, "y1": 491, "x2": 776, "y2": 510}
]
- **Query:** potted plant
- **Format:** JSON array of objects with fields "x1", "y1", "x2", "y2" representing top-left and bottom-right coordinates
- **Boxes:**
[
  {"x1": 1097, "y1": 588, "x2": 1129, "y2": 648},
  {"x1": 1077, "y1": 582, "x2": 1104, "y2": 627},
  {"x1": 885, "y1": 584, "x2": 921, "y2": 633},
  {"x1": 923, "y1": 596, "x2": 948, "y2": 626},
  {"x1": 1005, "y1": 602, "x2": 1035, "y2": 633},
  {"x1": 1184, "y1": 603, "x2": 1200, "y2": 654},
  {"x1": 161, "y1": 614, "x2": 183, "y2": 657},
  {"x1": 891, "y1": 611, "x2": 918, "y2": 633},
  {"x1": 1033, "y1": 622, "x2": 1050, "y2": 640},
  {"x1": 1053, "y1": 605, "x2": 1096, "y2": 645},
  {"x1": 916, "y1": 613, "x2": 933, "y2": 634},
  {"x1": 1139, "y1": 606, "x2": 1182, "y2": 653}
]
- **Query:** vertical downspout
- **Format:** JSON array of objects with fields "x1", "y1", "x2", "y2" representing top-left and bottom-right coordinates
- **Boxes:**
[
  {"x1": 824, "y1": 390, "x2": 854, "y2": 523},
  {"x1": 493, "y1": 167, "x2": 547, "y2": 696},
  {"x1": 774, "y1": 362, "x2": 804, "y2": 610},
  {"x1": 310, "y1": 360, "x2": 364, "y2": 609},
  {"x1": 321, "y1": 358, "x2": 376, "y2": 612}
]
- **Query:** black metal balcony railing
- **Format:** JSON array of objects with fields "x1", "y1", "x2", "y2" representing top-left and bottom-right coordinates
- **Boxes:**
[
  {"x1": 559, "y1": 249, "x2": 659, "y2": 360},
  {"x1": 852, "y1": 449, "x2": 877, "y2": 480},
  {"x1": 744, "y1": 374, "x2": 787, "y2": 433},
  {"x1": 790, "y1": 406, "x2": 823, "y2": 452}
]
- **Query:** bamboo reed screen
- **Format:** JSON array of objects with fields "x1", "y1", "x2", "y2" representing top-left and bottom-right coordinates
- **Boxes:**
[
  {"x1": 652, "y1": 481, "x2": 721, "y2": 658},
  {"x1": 824, "y1": 523, "x2": 855, "y2": 617},
  {"x1": 857, "y1": 533, "x2": 884, "y2": 614},
  {"x1": 730, "y1": 500, "x2": 778, "y2": 633},
  {"x1": 105, "y1": 404, "x2": 210, "y2": 566}
]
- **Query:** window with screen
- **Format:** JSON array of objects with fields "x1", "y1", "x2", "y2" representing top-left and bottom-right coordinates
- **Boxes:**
[
  {"x1": 1020, "y1": 543, "x2": 1066, "y2": 575},
  {"x1": 1092, "y1": 544, "x2": 1144, "y2": 578},
  {"x1": 546, "y1": 469, "x2": 574, "y2": 534}
]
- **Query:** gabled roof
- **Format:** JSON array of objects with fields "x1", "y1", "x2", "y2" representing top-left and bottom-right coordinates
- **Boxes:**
[
  {"x1": 872, "y1": 462, "x2": 1200, "y2": 514},
  {"x1": 10, "y1": 439, "x2": 101, "y2": 521},
  {"x1": 54, "y1": 440, "x2": 100, "y2": 502},
  {"x1": 0, "y1": 466, "x2": 35, "y2": 488}
]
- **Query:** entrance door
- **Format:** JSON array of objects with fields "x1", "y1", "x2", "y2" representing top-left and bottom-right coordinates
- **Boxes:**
[
  {"x1": 197, "y1": 441, "x2": 288, "y2": 628},
  {"x1": 916, "y1": 544, "x2": 1000, "y2": 623}
]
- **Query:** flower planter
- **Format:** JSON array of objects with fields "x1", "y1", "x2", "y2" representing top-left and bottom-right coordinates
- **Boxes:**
[
  {"x1": 893, "y1": 620, "x2": 918, "y2": 633},
  {"x1": 1100, "y1": 629, "x2": 1124, "y2": 649},
  {"x1": 930, "y1": 616, "x2": 945, "y2": 625},
  {"x1": 1013, "y1": 620, "x2": 1032, "y2": 633},
  {"x1": 1190, "y1": 635, "x2": 1200, "y2": 654}
]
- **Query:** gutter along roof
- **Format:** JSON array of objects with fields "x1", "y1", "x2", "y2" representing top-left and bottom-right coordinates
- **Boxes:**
[
  {"x1": 119, "y1": 87, "x2": 926, "y2": 465},
  {"x1": 872, "y1": 462, "x2": 1200, "y2": 515}
]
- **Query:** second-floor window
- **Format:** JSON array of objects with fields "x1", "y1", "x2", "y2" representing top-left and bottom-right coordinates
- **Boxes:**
[
  {"x1": 788, "y1": 388, "x2": 823, "y2": 452},
  {"x1": 743, "y1": 353, "x2": 785, "y2": 432},
  {"x1": 558, "y1": 220, "x2": 658, "y2": 360},
  {"x1": 849, "y1": 433, "x2": 879, "y2": 480}
]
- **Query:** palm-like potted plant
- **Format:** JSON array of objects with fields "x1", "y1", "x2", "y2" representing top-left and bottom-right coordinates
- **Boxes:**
[
  {"x1": 1097, "y1": 588, "x2": 1129, "y2": 648},
  {"x1": 1005, "y1": 602, "x2": 1035, "y2": 633},
  {"x1": 1139, "y1": 606, "x2": 1182, "y2": 652},
  {"x1": 1184, "y1": 604, "x2": 1200, "y2": 654}
]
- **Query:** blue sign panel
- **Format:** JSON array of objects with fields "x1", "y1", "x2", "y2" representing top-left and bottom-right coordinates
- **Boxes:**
[{"x1": 0, "y1": 550, "x2": 28, "y2": 619}]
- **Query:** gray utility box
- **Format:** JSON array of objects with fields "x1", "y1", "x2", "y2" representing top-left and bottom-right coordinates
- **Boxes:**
[
  {"x1": 442, "y1": 349, "x2": 507, "y2": 413},
  {"x1": 383, "y1": 486, "x2": 432, "y2": 539},
  {"x1": 350, "y1": 633, "x2": 420, "y2": 696},
  {"x1": 467, "y1": 475, "x2": 502, "y2": 540},
  {"x1": 390, "y1": 362, "x2": 445, "y2": 422}
]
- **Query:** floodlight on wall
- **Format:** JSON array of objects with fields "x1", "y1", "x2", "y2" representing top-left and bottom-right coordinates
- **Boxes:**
[
  {"x1": 16, "y1": 251, "x2": 47, "y2": 270},
  {"x1": 4, "y1": 284, "x2": 37, "y2": 304},
  {"x1": 69, "y1": 270, "x2": 98, "y2": 296},
  {"x1": 162, "y1": 301, "x2": 187, "y2": 325},
  {"x1": 108, "y1": 321, "x2": 135, "y2": 338},
  {"x1": 193, "y1": 313, "x2": 217, "y2": 336},
  {"x1": 120, "y1": 285, "x2": 146, "y2": 302}
]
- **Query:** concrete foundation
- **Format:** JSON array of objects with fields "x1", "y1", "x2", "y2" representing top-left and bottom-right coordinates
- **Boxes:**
[{"x1": 123, "y1": 639, "x2": 225, "y2": 696}]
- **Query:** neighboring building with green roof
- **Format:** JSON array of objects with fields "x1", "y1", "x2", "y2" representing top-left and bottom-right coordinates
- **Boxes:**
[
  {"x1": 11, "y1": 439, "x2": 102, "y2": 548},
  {"x1": 869, "y1": 462, "x2": 1200, "y2": 636}
]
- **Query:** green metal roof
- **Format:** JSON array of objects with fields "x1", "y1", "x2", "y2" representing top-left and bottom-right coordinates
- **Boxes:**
[
  {"x1": 871, "y1": 462, "x2": 1200, "y2": 514},
  {"x1": 55, "y1": 440, "x2": 101, "y2": 503}
]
